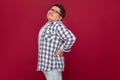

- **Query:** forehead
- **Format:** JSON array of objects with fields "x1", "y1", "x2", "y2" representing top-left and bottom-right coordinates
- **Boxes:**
[{"x1": 51, "y1": 6, "x2": 60, "y2": 11}]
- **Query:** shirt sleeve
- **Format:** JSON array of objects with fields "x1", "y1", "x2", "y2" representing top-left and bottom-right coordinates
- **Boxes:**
[{"x1": 56, "y1": 22, "x2": 76, "y2": 52}]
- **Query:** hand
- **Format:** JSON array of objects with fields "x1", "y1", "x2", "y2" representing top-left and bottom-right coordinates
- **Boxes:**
[{"x1": 54, "y1": 50, "x2": 63, "y2": 56}]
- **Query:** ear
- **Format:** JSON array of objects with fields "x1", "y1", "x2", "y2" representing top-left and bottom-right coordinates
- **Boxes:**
[{"x1": 58, "y1": 16, "x2": 62, "y2": 21}]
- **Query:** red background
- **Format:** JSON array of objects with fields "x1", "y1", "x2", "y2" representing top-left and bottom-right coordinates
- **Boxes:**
[{"x1": 0, "y1": 0, "x2": 120, "y2": 80}]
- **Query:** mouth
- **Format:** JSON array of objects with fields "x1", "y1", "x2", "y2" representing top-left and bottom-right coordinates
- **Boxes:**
[{"x1": 48, "y1": 13, "x2": 53, "y2": 17}]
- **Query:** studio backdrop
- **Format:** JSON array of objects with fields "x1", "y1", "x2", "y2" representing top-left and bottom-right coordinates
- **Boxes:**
[{"x1": 0, "y1": 0, "x2": 120, "y2": 80}]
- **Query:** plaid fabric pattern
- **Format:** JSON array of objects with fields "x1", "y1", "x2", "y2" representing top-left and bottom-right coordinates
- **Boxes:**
[{"x1": 37, "y1": 21, "x2": 76, "y2": 71}]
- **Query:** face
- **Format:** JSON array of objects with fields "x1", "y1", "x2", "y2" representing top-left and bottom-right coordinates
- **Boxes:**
[{"x1": 47, "y1": 6, "x2": 62, "y2": 22}]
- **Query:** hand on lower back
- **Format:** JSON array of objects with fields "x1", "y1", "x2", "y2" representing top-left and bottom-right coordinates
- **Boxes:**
[{"x1": 54, "y1": 50, "x2": 63, "y2": 56}]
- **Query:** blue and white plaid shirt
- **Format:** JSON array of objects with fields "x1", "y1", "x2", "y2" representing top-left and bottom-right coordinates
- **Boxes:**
[{"x1": 37, "y1": 21, "x2": 76, "y2": 71}]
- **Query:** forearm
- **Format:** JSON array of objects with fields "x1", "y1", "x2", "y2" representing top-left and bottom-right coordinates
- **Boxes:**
[{"x1": 60, "y1": 35, "x2": 76, "y2": 52}]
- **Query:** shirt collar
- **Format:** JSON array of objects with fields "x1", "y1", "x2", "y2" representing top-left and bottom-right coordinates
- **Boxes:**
[{"x1": 47, "y1": 20, "x2": 62, "y2": 25}]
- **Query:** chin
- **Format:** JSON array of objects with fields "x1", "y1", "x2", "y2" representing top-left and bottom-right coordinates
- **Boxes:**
[
  {"x1": 47, "y1": 17, "x2": 54, "y2": 21},
  {"x1": 47, "y1": 15, "x2": 52, "y2": 19}
]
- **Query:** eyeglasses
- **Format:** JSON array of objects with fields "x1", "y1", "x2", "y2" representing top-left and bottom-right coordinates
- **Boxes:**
[{"x1": 49, "y1": 8, "x2": 61, "y2": 16}]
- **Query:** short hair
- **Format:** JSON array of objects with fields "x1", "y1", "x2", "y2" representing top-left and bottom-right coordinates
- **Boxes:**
[{"x1": 50, "y1": 3, "x2": 66, "y2": 19}]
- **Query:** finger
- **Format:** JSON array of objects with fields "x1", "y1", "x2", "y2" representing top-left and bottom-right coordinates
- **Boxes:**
[{"x1": 54, "y1": 51, "x2": 60, "y2": 56}]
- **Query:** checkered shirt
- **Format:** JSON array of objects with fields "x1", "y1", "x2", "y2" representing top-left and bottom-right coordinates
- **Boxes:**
[{"x1": 37, "y1": 21, "x2": 76, "y2": 71}]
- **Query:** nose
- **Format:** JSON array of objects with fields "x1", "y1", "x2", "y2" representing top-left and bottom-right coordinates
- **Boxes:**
[{"x1": 49, "y1": 10, "x2": 54, "y2": 14}]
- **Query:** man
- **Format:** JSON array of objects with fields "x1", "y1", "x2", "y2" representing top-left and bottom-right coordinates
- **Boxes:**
[{"x1": 37, "y1": 3, "x2": 76, "y2": 80}]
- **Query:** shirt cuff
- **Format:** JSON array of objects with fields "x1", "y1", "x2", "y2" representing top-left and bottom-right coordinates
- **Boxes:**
[{"x1": 60, "y1": 45, "x2": 71, "y2": 52}]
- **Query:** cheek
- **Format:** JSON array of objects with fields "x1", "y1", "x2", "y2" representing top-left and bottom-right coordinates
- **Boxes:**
[
  {"x1": 52, "y1": 17, "x2": 57, "y2": 21},
  {"x1": 53, "y1": 15, "x2": 59, "y2": 20}
]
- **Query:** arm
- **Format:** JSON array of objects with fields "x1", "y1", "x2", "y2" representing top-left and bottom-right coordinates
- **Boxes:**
[{"x1": 57, "y1": 23, "x2": 76, "y2": 52}]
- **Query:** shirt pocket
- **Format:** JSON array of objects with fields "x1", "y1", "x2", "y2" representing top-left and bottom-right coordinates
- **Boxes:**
[{"x1": 44, "y1": 29, "x2": 56, "y2": 42}]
